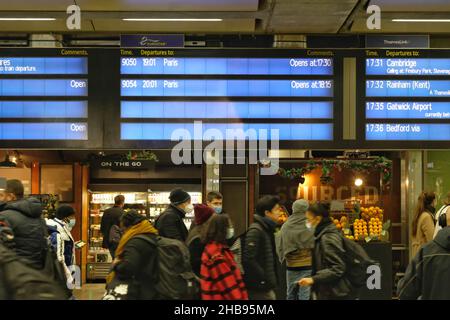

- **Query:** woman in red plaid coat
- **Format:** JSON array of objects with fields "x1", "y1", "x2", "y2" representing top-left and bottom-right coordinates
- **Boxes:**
[{"x1": 200, "y1": 214, "x2": 248, "y2": 300}]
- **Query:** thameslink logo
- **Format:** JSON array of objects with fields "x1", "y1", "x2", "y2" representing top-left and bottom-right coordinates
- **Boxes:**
[{"x1": 170, "y1": 121, "x2": 279, "y2": 175}]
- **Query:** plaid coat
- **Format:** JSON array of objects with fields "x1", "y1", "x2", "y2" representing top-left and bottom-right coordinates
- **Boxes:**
[{"x1": 200, "y1": 241, "x2": 248, "y2": 300}]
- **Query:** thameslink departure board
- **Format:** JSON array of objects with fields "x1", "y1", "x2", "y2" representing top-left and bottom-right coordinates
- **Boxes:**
[
  {"x1": 113, "y1": 49, "x2": 341, "y2": 149},
  {"x1": 362, "y1": 50, "x2": 450, "y2": 148}
]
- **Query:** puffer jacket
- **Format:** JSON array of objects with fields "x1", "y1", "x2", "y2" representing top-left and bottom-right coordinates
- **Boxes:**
[
  {"x1": 46, "y1": 218, "x2": 75, "y2": 281},
  {"x1": 0, "y1": 198, "x2": 47, "y2": 269},
  {"x1": 311, "y1": 220, "x2": 352, "y2": 300},
  {"x1": 398, "y1": 227, "x2": 450, "y2": 300},
  {"x1": 243, "y1": 215, "x2": 279, "y2": 291},
  {"x1": 155, "y1": 204, "x2": 188, "y2": 242}
]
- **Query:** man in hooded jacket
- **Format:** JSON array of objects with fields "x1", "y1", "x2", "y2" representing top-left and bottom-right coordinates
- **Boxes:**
[
  {"x1": 277, "y1": 199, "x2": 314, "y2": 300},
  {"x1": 0, "y1": 179, "x2": 47, "y2": 269},
  {"x1": 398, "y1": 212, "x2": 450, "y2": 300}
]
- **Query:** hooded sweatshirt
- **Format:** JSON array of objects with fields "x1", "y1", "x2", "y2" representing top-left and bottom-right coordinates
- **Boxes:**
[
  {"x1": 277, "y1": 200, "x2": 314, "y2": 269},
  {"x1": 398, "y1": 227, "x2": 450, "y2": 300},
  {"x1": 0, "y1": 197, "x2": 47, "y2": 269}
]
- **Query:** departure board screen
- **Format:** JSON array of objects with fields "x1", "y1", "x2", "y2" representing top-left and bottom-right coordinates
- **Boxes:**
[
  {"x1": 0, "y1": 50, "x2": 90, "y2": 144},
  {"x1": 363, "y1": 50, "x2": 450, "y2": 145},
  {"x1": 117, "y1": 49, "x2": 338, "y2": 146}
]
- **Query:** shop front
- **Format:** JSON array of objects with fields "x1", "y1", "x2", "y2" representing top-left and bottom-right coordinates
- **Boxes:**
[{"x1": 258, "y1": 152, "x2": 402, "y2": 299}]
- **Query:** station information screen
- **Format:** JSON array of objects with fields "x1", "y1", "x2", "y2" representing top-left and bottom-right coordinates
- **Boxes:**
[
  {"x1": 363, "y1": 50, "x2": 450, "y2": 146},
  {"x1": 0, "y1": 49, "x2": 94, "y2": 147},
  {"x1": 117, "y1": 49, "x2": 339, "y2": 147}
]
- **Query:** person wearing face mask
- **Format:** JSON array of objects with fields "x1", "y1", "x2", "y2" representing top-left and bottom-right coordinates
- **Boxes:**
[
  {"x1": 46, "y1": 205, "x2": 77, "y2": 287},
  {"x1": 186, "y1": 204, "x2": 215, "y2": 277},
  {"x1": 0, "y1": 179, "x2": 48, "y2": 270},
  {"x1": 411, "y1": 191, "x2": 436, "y2": 258},
  {"x1": 299, "y1": 202, "x2": 354, "y2": 300},
  {"x1": 155, "y1": 188, "x2": 192, "y2": 242},
  {"x1": 277, "y1": 199, "x2": 314, "y2": 300},
  {"x1": 206, "y1": 191, "x2": 223, "y2": 215},
  {"x1": 243, "y1": 195, "x2": 282, "y2": 300},
  {"x1": 200, "y1": 213, "x2": 248, "y2": 300}
]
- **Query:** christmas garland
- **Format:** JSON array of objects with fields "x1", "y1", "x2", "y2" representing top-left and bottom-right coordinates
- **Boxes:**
[{"x1": 277, "y1": 157, "x2": 392, "y2": 187}]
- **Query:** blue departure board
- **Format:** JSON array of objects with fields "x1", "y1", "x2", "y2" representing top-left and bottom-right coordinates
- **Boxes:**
[
  {"x1": 0, "y1": 122, "x2": 88, "y2": 140},
  {"x1": 366, "y1": 102, "x2": 450, "y2": 119},
  {"x1": 121, "y1": 101, "x2": 333, "y2": 119},
  {"x1": 119, "y1": 52, "x2": 336, "y2": 142},
  {"x1": 366, "y1": 59, "x2": 450, "y2": 76},
  {"x1": 0, "y1": 55, "x2": 89, "y2": 141},
  {"x1": 366, "y1": 80, "x2": 450, "y2": 97},
  {"x1": 0, "y1": 57, "x2": 87, "y2": 74},
  {"x1": 121, "y1": 123, "x2": 333, "y2": 141},
  {"x1": 365, "y1": 53, "x2": 450, "y2": 142},
  {"x1": 121, "y1": 57, "x2": 333, "y2": 75},
  {"x1": 121, "y1": 79, "x2": 333, "y2": 97},
  {"x1": 366, "y1": 123, "x2": 450, "y2": 141}
]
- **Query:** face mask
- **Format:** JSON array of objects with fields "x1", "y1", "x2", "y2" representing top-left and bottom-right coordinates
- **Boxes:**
[
  {"x1": 67, "y1": 219, "x2": 76, "y2": 231},
  {"x1": 184, "y1": 204, "x2": 194, "y2": 214},
  {"x1": 226, "y1": 227, "x2": 235, "y2": 239},
  {"x1": 213, "y1": 206, "x2": 223, "y2": 214}
]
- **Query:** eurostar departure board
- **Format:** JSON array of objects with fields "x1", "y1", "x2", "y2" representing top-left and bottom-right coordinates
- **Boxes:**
[
  {"x1": 362, "y1": 50, "x2": 450, "y2": 148},
  {"x1": 0, "y1": 49, "x2": 103, "y2": 149},
  {"x1": 113, "y1": 49, "x2": 341, "y2": 148}
]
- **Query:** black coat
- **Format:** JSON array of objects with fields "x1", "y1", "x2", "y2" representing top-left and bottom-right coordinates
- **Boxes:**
[
  {"x1": 0, "y1": 198, "x2": 47, "y2": 269},
  {"x1": 114, "y1": 233, "x2": 158, "y2": 300},
  {"x1": 398, "y1": 227, "x2": 450, "y2": 300},
  {"x1": 243, "y1": 215, "x2": 279, "y2": 291},
  {"x1": 155, "y1": 204, "x2": 188, "y2": 242},
  {"x1": 311, "y1": 220, "x2": 352, "y2": 300},
  {"x1": 100, "y1": 206, "x2": 124, "y2": 249}
]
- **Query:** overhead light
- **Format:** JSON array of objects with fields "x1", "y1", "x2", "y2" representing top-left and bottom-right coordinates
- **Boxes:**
[
  {"x1": 354, "y1": 178, "x2": 363, "y2": 187},
  {"x1": 0, "y1": 18, "x2": 56, "y2": 21},
  {"x1": 392, "y1": 19, "x2": 450, "y2": 23},
  {"x1": 122, "y1": 18, "x2": 223, "y2": 22}
]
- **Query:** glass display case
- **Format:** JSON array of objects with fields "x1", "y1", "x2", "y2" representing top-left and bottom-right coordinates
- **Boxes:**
[{"x1": 87, "y1": 191, "x2": 148, "y2": 281}]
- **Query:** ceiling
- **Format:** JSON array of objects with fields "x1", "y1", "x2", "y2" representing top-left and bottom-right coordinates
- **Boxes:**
[{"x1": 0, "y1": 0, "x2": 448, "y2": 34}]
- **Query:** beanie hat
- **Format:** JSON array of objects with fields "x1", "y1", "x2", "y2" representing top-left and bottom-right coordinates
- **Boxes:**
[
  {"x1": 121, "y1": 210, "x2": 145, "y2": 228},
  {"x1": 56, "y1": 205, "x2": 76, "y2": 220},
  {"x1": 194, "y1": 204, "x2": 214, "y2": 225},
  {"x1": 292, "y1": 199, "x2": 309, "y2": 215},
  {"x1": 169, "y1": 188, "x2": 191, "y2": 205}
]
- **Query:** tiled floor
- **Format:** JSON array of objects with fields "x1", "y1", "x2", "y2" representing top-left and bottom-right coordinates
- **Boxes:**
[{"x1": 73, "y1": 283, "x2": 106, "y2": 300}]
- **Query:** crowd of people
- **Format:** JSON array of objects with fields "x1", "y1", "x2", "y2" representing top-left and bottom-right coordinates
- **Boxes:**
[{"x1": 0, "y1": 178, "x2": 449, "y2": 300}]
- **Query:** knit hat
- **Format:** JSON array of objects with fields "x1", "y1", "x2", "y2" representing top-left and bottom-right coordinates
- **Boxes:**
[
  {"x1": 121, "y1": 210, "x2": 145, "y2": 228},
  {"x1": 169, "y1": 188, "x2": 191, "y2": 205},
  {"x1": 292, "y1": 199, "x2": 309, "y2": 215},
  {"x1": 194, "y1": 204, "x2": 214, "y2": 225},
  {"x1": 56, "y1": 205, "x2": 76, "y2": 220}
]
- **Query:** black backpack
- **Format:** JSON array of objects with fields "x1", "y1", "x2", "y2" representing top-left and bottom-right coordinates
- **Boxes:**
[
  {"x1": 0, "y1": 243, "x2": 70, "y2": 300},
  {"x1": 342, "y1": 237, "x2": 377, "y2": 288},
  {"x1": 136, "y1": 235, "x2": 200, "y2": 300}
]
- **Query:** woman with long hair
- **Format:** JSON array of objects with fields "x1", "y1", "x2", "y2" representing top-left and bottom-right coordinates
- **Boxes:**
[
  {"x1": 200, "y1": 214, "x2": 248, "y2": 300},
  {"x1": 411, "y1": 191, "x2": 436, "y2": 258}
]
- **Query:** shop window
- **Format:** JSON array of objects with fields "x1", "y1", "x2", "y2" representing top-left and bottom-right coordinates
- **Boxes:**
[
  {"x1": 0, "y1": 168, "x2": 31, "y2": 195},
  {"x1": 424, "y1": 151, "x2": 450, "y2": 208},
  {"x1": 40, "y1": 164, "x2": 73, "y2": 202}
]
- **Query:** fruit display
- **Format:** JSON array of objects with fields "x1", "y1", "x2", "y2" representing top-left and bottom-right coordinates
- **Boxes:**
[
  {"x1": 368, "y1": 217, "x2": 383, "y2": 237},
  {"x1": 333, "y1": 215, "x2": 348, "y2": 231},
  {"x1": 360, "y1": 206, "x2": 384, "y2": 222},
  {"x1": 353, "y1": 219, "x2": 368, "y2": 241}
]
